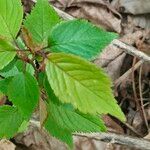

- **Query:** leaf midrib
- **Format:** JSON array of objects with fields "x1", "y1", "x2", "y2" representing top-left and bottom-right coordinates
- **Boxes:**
[
  {"x1": 49, "y1": 59, "x2": 114, "y2": 111},
  {"x1": 51, "y1": 37, "x2": 101, "y2": 47}
]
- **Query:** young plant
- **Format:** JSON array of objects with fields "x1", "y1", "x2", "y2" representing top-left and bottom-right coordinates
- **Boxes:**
[{"x1": 0, "y1": 0, "x2": 125, "y2": 148}]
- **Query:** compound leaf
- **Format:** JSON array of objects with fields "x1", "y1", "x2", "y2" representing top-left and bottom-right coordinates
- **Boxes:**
[
  {"x1": 0, "y1": 106, "x2": 23, "y2": 138},
  {"x1": 48, "y1": 20, "x2": 118, "y2": 60},
  {"x1": 0, "y1": 0, "x2": 23, "y2": 40},
  {"x1": 8, "y1": 72, "x2": 40, "y2": 118},
  {"x1": 0, "y1": 38, "x2": 17, "y2": 70},
  {"x1": 24, "y1": 0, "x2": 60, "y2": 44},
  {"x1": 46, "y1": 53, "x2": 125, "y2": 121}
]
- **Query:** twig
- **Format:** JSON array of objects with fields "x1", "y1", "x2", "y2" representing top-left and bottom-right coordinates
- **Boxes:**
[
  {"x1": 123, "y1": 122, "x2": 142, "y2": 137},
  {"x1": 30, "y1": 119, "x2": 150, "y2": 150},
  {"x1": 132, "y1": 57, "x2": 141, "y2": 111},
  {"x1": 113, "y1": 40, "x2": 150, "y2": 63},
  {"x1": 74, "y1": 133, "x2": 150, "y2": 150},
  {"x1": 139, "y1": 64, "x2": 149, "y2": 131},
  {"x1": 114, "y1": 60, "x2": 143, "y2": 86}
]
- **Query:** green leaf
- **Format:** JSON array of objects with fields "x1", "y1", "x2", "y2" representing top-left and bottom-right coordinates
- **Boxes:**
[
  {"x1": 45, "y1": 116, "x2": 73, "y2": 148},
  {"x1": 48, "y1": 19, "x2": 118, "y2": 60},
  {"x1": 15, "y1": 60, "x2": 25, "y2": 72},
  {"x1": 0, "y1": 106, "x2": 23, "y2": 138},
  {"x1": 0, "y1": 58, "x2": 17, "y2": 72},
  {"x1": 47, "y1": 101, "x2": 106, "y2": 132},
  {"x1": 24, "y1": 0, "x2": 60, "y2": 44},
  {"x1": 44, "y1": 77, "x2": 60, "y2": 105},
  {"x1": 0, "y1": 78, "x2": 12, "y2": 95},
  {"x1": 0, "y1": 0, "x2": 23, "y2": 40},
  {"x1": 0, "y1": 38, "x2": 17, "y2": 70},
  {"x1": 26, "y1": 64, "x2": 34, "y2": 76},
  {"x1": 46, "y1": 53, "x2": 125, "y2": 121},
  {"x1": 0, "y1": 66, "x2": 19, "y2": 78},
  {"x1": 0, "y1": 58, "x2": 34, "y2": 77},
  {"x1": 0, "y1": 91, "x2": 4, "y2": 100},
  {"x1": 8, "y1": 72, "x2": 40, "y2": 118},
  {"x1": 18, "y1": 120, "x2": 29, "y2": 133},
  {"x1": 16, "y1": 37, "x2": 27, "y2": 50},
  {"x1": 44, "y1": 78, "x2": 106, "y2": 132}
]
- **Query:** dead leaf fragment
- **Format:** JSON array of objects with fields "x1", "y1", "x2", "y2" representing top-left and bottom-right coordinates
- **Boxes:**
[
  {"x1": 144, "y1": 132, "x2": 150, "y2": 140},
  {"x1": 128, "y1": 15, "x2": 150, "y2": 29},
  {"x1": 0, "y1": 140, "x2": 16, "y2": 150},
  {"x1": 39, "y1": 98, "x2": 48, "y2": 127},
  {"x1": 112, "y1": 0, "x2": 150, "y2": 15}
]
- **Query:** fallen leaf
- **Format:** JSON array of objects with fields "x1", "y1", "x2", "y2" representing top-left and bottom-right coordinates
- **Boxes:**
[
  {"x1": 0, "y1": 140, "x2": 16, "y2": 150},
  {"x1": 144, "y1": 132, "x2": 150, "y2": 140},
  {"x1": 111, "y1": 0, "x2": 150, "y2": 15},
  {"x1": 51, "y1": 0, "x2": 122, "y2": 33},
  {"x1": 128, "y1": 15, "x2": 150, "y2": 29}
]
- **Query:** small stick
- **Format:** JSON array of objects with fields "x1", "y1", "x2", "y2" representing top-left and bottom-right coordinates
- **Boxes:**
[
  {"x1": 132, "y1": 58, "x2": 141, "y2": 111},
  {"x1": 123, "y1": 122, "x2": 142, "y2": 137},
  {"x1": 113, "y1": 40, "x2": 150, "y2": 63},
  {"x1": 30, "y1": 120, "x2": 150, "y2": 150},
  {"x1": 74, "y1": 133, "x2": 150, "y2": 150},
  {"x1": 139, "y1": 64, "x2": 149, "y2": 131},
  {"x1": 114, "y1": 60, "x2": 143, "y2": 86}
]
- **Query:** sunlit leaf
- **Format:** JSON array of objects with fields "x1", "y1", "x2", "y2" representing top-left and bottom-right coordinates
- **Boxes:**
[
  {"x1": 0, "y1": 0, "x2": 23, "y2": 40},
  {"x1": 24, "y1": 0, "x2": 60, "y2": 44},
  {"x1": 0, "y1": 106, "x2": 23, "y2": 138},
  {"x1": 8, "y1": 72, "x2": 40, "y2": 118},
  {"x1": 48, "y1": 20, "x2": 118, "y2": 60},
  {"x1": 46, "y1": 53, "x2": 125, "y2": 121}
]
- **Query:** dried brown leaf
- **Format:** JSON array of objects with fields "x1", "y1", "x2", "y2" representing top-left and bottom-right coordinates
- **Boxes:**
[
  {"x1": 95, "y1": 30, "x2": 145, "y2": 80},
  {"x1": 52, "y1": 0, "x2": 122, "y2": 33},
  {"x1": 144, "y1": 132, "x2": 150, "y2": 140},
  {"x1": 112, "y1": 0, "x2": 150, "y2": 15},
  {"x1": 21, "y1": 27, "x2": 43, "y2": 52},
  {"x1": 39, "y1": 99, "x2": 48, "y2": 127},
  {"x1": 129, "y1": 15, "x2": 150, "y2": 29}
]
